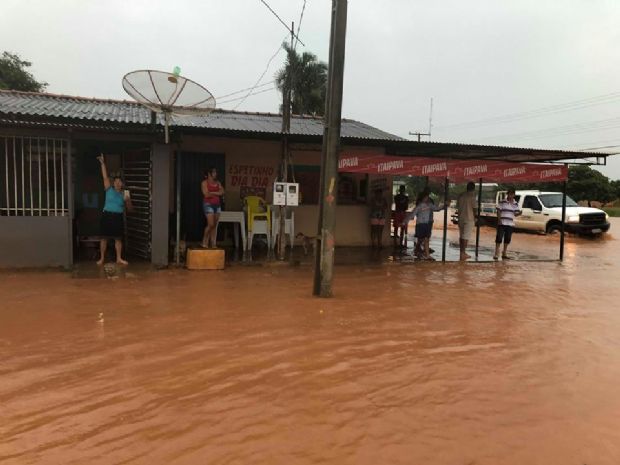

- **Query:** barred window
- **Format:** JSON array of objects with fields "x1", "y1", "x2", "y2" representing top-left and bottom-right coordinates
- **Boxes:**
[{"x1": 0, "y1": 136, "x2": 69, "y2": 216}]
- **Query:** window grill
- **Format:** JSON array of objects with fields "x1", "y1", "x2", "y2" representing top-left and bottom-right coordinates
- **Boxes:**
[{"x1": 0, "y1": 135, "x2": 69, "y2": 216}]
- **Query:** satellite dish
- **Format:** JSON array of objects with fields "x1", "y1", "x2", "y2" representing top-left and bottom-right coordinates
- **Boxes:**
[{"x1": 122, "y1": 69, "x2": 216, "y2": 143}]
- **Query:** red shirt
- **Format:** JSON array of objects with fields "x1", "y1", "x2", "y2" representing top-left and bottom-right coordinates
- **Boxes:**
[{"x1": 204, "y1": 180, "x2": 221, "y2": 206}]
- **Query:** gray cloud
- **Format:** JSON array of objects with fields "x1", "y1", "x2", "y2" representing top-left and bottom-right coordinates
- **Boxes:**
[{"x1": 2, "y1": 0, "x2": 619, "y2": 178}]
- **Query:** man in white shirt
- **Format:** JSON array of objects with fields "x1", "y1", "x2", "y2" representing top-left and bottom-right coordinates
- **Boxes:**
[
  {"x1": 456, "y1": 182, "x2": 477, "y2": 261},
  {"x1": 494, "y1": 189, "x2": 522, "y2": 260}
]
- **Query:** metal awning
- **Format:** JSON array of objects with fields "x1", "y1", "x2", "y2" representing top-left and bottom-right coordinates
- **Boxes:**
[{"x1": 379, "y1": 139, "x2": 612, "y2": 164}]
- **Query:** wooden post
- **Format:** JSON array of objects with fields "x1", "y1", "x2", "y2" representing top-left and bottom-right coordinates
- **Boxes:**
[
  {"x1": 441, "y1": 176, "x2": 448, "y2": 262},
  {"x1": 475, "y1": 178, "x2": 482, "y2": 259},
  {"x1": 560, "y1": 178, "x2": 567, "y2": 261},
  {"x1": 313, "y1": 0, "x2": 348, "y2": 297}
]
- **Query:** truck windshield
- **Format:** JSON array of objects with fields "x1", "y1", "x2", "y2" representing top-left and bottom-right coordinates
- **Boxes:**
[{"x1": 539, "y1": 194, "x2": 578, "y2": 208}]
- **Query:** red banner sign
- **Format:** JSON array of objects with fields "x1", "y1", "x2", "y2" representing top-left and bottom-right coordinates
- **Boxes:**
[
  {"x1": 338, "y1": 153, "x2": 568, "y2": 182},
  {"x1": 338, "y1": 154, "x2": 450, "y2": 177}
]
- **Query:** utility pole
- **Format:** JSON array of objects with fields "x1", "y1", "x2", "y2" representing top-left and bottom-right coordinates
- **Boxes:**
[
  {"x1": 408, "y1": 98, "x2": 433, "y2": 141},
  {"x1": 313, "y1": 0, "x2": 348, "y2": 297},
  {"x1": 408, "y1": 131, "x2": 431, "y2": 142},
  {"x1": 278, "y1": 22, "x2": 295, "y2": 260}
]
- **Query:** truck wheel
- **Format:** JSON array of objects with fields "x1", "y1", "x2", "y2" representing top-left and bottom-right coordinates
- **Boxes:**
[{"x1": 546, "y1": 222, "x2": 562, "y2": 235}]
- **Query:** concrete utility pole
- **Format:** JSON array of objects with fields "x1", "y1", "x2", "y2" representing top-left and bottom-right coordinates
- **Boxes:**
[
  {"x1": 313, "y1": 0, "x2": 348, "y2": 297},
  {"x1": 408, "y1": 131, "x2": 431, "y2": 142},
  {"x1": 409, "y1": 98, "x2": 433, "y2": 142},
  {"x1": 278, "y1": 22, "x2": 295, "y2": 260}
]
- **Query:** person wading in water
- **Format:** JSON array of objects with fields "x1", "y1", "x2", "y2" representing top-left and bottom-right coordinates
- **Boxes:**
[{"x1": 201, "y1": 167, "x2": 225, "y2": 249}]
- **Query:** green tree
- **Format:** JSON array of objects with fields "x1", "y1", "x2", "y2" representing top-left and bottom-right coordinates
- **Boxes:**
[
  {"x1": 0, "y1": 52, "x2": 47, "y2": 92},
  {"x1": 565, "y1": 165, "x2": 614, "y2": 204},
  {"x1": 610, "y1": 179, "x2": 620, "y2": 202},
  {"x1": 275, "y1": 43, "x2": 327, "y2": 116}
]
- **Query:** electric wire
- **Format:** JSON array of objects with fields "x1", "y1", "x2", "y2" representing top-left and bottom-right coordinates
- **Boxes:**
[
  {"x1": 215, "y1": 81, "x2": 275, "y2": 100},
  {"x1": 259, "y1": 0, "x2": 305, "y2": 46},
  {"x1": 232, "y1": 36, "x2": 287, "y2": 110},
  {"x1": 464, "y1": 116, "x2": 620, "y2": 144},
  {"x1": 219, "y1": 86, "x2": 278, "y2": 106},
  {"x1": 435, "y1": 91, "x2": 620, "y2": 131},
  {"x1": 294, "y1": 0, "x2": 307, "y2": 50}
]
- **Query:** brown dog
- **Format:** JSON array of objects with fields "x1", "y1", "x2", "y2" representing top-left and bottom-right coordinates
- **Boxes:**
[{"x1": 296, "y1": 232, "x2": 316, "y2": 256}]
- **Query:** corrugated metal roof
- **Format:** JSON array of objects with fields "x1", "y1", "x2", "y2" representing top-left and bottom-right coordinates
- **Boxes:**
[
  {"x1": 0, "y1": 90, "x2": 403, "y2": 141},
  {"x1": 0, "y1": 90, "x2": 613, "y2": 163}
]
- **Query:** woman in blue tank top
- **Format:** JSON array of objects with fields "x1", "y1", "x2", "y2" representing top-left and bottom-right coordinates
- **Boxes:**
[{"x1": 97, "y1": 154, "x2": 133, "y2": 265}]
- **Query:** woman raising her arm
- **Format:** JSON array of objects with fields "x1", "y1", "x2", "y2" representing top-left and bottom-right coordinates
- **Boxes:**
[{"x1": 97, "y1": 154, "x2": 132, "y2": 265}]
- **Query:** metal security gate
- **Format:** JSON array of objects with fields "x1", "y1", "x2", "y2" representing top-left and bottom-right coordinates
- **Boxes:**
[
  {"x1": 123, "y1": 150, "x2": 152, "y2": 259},
  {"x1": 1, "y1": 135, "x2": 69, "y2": 216}
]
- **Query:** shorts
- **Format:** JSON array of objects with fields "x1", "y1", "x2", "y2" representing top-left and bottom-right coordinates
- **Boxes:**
[
  {"x1": 496, "y1": 225, "x2": 514, "y2": 244},
  {"x1": 459, "y1": 221, "x2": 474, "y2": 241},
  {"x1": 393, "y1": 211, "x2": 406, "y2": 227},
  {"x1": 100, "y1": 211, "x2": 124, "y2": 239},
  {"x1": 203, "y1": 203, "x2": 221, "y2": 215},
  {"x1": 370, "y1": 210, "x2": 385, "y2": 226},
  {"x1": 415, "y1": 222, "x2": 432, "y2": 239}
]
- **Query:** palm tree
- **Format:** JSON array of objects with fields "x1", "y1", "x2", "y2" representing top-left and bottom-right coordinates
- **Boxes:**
[{"x1": 275, "y1": 43, "x2": 327, "y2": 116}]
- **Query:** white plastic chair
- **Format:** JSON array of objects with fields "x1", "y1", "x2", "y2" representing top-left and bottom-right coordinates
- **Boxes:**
[
  {"x1": 248, "y1": 218, "x2": 271, "y2": 250},
  {"x1": 271, "y1": 211, "x2": 295, "y2": 250}
]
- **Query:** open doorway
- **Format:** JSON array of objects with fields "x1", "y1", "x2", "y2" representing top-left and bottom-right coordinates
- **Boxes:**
[
  {"x1": 73, "y1": 141, "x2": 152, "y2": 263},
  {"x1": 174, "y1": 151, "x2": 225, "y2": 247}
]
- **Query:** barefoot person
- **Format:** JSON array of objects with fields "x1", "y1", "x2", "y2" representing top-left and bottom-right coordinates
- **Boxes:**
[
  {"x1": 494, "y1": 189, "x2": 521, "y2": 260},
  {"x1": 457, "y1": 181, "x2": 477, "y2": 261},
  {"x1": 392, "y1": 185, "x2": 409, "y2": 248},
  {"x1": 403, "y1": 190, "x2": 448, "y2": 261},
  {"x1": 369, "y1": 188, "x2": 388, "y2": 249},
  {"x1": 201, "y1": 167, "x2": 224, "y2": 249},
  {"x1": 97, "y1": 154, "x2": 132, "y2": 266}
]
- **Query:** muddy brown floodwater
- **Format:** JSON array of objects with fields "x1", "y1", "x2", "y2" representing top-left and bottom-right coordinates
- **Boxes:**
[{"x1": 2, "y1": 219, "x2": 620, "y2": 465}]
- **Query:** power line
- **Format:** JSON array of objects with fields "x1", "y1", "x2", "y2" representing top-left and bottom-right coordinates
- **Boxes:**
[
  {"x1": 558, "y1": 137, "x2": 620, "y2": 150},
  {"x1": 219, "y1": 86, "x2": 277, "y2": 106},
  {"x1": 216, "y1": 81, "x2": 275, "y2": 100},
  {"x1": 579, "y1": 144, "x2": 620, "y2": 151},
  {"x1": 294, "y1": 0, "x2": 307, "y2": 50},
  {"x1": 435, "y1": 91, "x2": 620, "y2": 131},
  {"x1": 259, "y1": 0, "x2": 305, "y2": 46},
  {"x1": 466, "y1": 116, "x2": 620, "y2": 144},
  {"x1": 232, "y1": 37, "x2": 287, "y2": 110}
]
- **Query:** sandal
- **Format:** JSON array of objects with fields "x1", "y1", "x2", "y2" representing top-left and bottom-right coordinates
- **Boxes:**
[
  {"x1": 502, "y1": 255, "x2": 511, "y2": 260},
  {"x1": 493, "y1": 255, "x2": 499, "y2": 260}
]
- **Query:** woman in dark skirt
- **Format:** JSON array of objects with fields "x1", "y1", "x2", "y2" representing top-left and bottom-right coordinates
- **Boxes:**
[{"x1": 97, "y1": 154, "x2": 132, "y2": 265}]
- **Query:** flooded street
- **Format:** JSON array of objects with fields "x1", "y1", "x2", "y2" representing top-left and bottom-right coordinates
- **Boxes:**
[{"x1": 2, "y1": 219, "x2": 620, "y2": 465}]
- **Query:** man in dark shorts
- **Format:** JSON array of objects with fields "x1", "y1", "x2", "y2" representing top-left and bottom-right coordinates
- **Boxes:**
[{"x1": 494, "y1": 189, "x2": 521, "y2": 260}]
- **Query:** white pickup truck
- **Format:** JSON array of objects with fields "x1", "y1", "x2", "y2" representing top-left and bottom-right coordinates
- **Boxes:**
[{"x1": 477, "y1": 190, "x2": 611, "y2": 235}]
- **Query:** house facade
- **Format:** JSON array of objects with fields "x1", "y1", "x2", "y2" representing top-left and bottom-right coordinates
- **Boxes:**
[{"x1": 0, "y1": 90, "x2": 402, "y2": 268}]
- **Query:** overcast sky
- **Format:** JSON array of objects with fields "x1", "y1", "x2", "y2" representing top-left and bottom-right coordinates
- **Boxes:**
[{"x1": 2, "y1": 0, "x2": 620, "y2": 179}]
